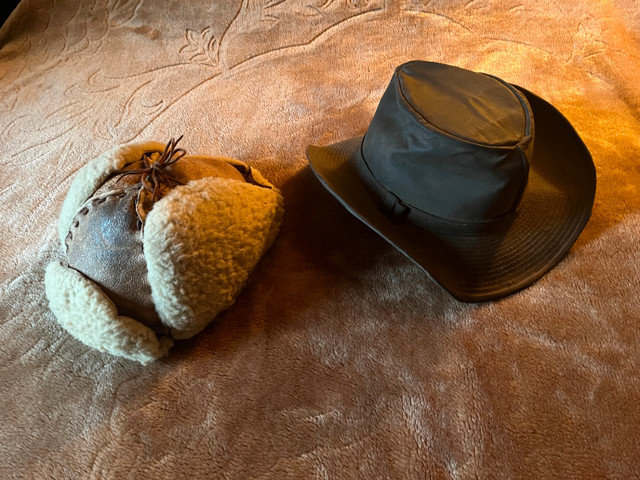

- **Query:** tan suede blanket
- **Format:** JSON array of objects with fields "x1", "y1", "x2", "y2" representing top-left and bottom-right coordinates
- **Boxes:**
[{"x1": 1, "y1": 1, "x2": 639, "y2": 478}]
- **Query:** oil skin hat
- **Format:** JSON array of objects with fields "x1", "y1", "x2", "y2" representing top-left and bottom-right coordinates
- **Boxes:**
[{"x1": 307, "y1": 61, "x2": 596, "y2": 302}]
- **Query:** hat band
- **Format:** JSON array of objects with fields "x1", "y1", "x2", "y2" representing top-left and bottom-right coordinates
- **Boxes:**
[{"x1": 355, "y1": 140, "x2": 519, "y2": 236}]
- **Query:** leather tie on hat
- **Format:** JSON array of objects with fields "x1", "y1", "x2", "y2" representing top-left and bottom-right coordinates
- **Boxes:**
[{"x1": 114, "y1": 136, "x2": 187, "y2": 224}]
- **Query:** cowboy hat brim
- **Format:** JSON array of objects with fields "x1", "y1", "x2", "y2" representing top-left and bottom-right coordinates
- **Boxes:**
[{"x1": 306, "y1": 86, "x2": 596, "y2": 302}]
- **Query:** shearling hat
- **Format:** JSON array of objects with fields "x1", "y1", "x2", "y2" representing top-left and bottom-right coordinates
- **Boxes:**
[{"x1": 45, "y1": 137, "x2": 284, "y2": 364}]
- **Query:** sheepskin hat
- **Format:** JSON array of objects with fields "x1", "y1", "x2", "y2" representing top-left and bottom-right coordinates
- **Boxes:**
[{"x1": 45, "y1": 137, "x2": 284, "y2": 364}]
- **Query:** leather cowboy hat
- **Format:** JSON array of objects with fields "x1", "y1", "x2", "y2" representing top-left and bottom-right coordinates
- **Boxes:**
[{"x1": 306, "y1": 61, "x2": 596, "y2": 302}]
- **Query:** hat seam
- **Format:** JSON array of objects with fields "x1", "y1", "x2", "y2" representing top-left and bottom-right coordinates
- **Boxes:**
[{"x1": 396, "y1": 64, "x2": 528, "y2": 150}]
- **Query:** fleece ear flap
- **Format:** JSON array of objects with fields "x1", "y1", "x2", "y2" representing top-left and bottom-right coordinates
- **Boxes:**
[
  {"x1": 44, "y1": 262, "x2": 174, "y2": 364},
  {"x1": 143, "y1": 177, "x2": 285, "y2": 339}
]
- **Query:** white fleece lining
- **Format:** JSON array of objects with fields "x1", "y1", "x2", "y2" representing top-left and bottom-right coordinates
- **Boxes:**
[
  {"x1": 44, "y1": 262, "x2": 173, "y2": 364},
  {"x1": 143, "y1": 177, "x2": 285, "y2": 339},
  {"x1": 57, "y1": 141, "x2": 166, "y2": 246}
]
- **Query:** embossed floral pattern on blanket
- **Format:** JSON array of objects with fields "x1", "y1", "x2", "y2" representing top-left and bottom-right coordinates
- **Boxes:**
[
  {"x1": 1, "y1": 0, "x2": 385, "y2": 150},
  {"x1": 180, "y1": 0, "x2": 384, "y2": 68}
]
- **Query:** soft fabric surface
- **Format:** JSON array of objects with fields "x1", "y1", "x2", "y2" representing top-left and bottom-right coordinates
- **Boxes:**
[{"x1": 1, "y1": 1, "x2": 639, "y2": 478}]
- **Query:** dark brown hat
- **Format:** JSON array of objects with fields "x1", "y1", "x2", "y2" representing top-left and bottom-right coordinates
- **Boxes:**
[{"x1": 306, "y1": 61, "x2": 596, "y2": 302}]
